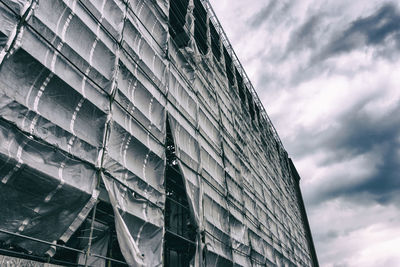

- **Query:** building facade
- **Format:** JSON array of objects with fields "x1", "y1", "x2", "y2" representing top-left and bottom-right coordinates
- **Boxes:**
[{"x1": 0, "y1": 0, "x2": 318, "y2": 266}]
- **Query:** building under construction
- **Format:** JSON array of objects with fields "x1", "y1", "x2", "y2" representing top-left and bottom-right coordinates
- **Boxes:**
[{"x1": 0, "y1": 0, "x2": 318, "y2": 266}]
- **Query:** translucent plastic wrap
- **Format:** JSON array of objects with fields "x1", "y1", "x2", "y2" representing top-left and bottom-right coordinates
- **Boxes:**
[{"x1": 0, "y1": 0, "x2": 317, "y2": 266}]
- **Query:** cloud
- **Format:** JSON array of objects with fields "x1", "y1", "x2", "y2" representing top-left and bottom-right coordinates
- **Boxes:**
[
  {"x1": 247, "y1": 0, "x2": 278, "y2": 27},
  {"x1": 292, "y1": 87, "x2": 400, "y2": 207},
  {"x1": 322, "y1": 101, "x2": 400, "y2": 204},
  {"x1": 289, "y1": 87, "x2": 400, "y2": 207},
  {"x1": 309, "y1": 200, "x2": 400, "y2": 266},
  {"x1": 247, "y1": 0, "x2": 294, "y2": 29},
  {"x1": 319, "y1": 3, "x2": 400, "y2": 60},
  {"x1": 286, "y1": 14, "x2": 323, "y2": 53}
]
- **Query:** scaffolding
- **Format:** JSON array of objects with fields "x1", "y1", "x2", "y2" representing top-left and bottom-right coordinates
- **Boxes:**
[{"x1": 0, "y1": 0, "x2": 318, "y2": 266}]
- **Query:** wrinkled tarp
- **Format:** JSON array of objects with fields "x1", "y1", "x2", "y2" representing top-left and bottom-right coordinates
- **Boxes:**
[{"x1": 0, "y1": 0, "x2": 315, "y2": 266}]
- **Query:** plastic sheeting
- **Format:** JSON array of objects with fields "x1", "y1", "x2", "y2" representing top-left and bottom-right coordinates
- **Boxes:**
[
  {"x1": 0, "y1": 0, "x2": 316, "y2": 266},
  {"x1": 166, "y1": 0, "x2": 315, "y2": 265},
  {"x1": 0, "y1": 0, "x2": 167, "y2": 265},
  {"x1": 76, "y1": 220, "x2": 110, "y2": 267},
  {"x1": 0, "y1": 0, "x2": 100, "y2": 254}
]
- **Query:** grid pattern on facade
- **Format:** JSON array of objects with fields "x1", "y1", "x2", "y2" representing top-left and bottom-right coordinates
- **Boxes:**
[{"x1": 0, "y1": 0, "x2": 318, "y2": 266}]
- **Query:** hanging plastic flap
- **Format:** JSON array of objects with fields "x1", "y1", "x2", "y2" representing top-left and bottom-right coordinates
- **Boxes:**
[
  {"x1": 166, "y1": 112, "x2": 203, "y2": 267},
  {"x1": 0, "y1": 119, "x2": 98, "y2": 255},
  {"x1": 0, "y1": 0, "x2": 317, "y2": 265},
  {"x1": 102, "y1": 173, "x2": 163, "y2": 267},
  {"x1": 174, "y1": 161, "x2": 203, "y2": 267},
  {"x1": 77, "y1": 220, "x2": 110, "y2": 267},
  {"x1": 177, "y1": 161, "x2": 200, "y2": 227}
]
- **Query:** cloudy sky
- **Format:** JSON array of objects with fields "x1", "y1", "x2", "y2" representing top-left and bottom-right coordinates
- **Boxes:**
[{"x1": 209, "y1": 0, "x2": 400, "y2": 266}]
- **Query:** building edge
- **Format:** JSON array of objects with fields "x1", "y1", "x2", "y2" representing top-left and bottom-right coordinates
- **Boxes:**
[{"x1": 289, "y1": 158, "x2": 319, "y2": 267}]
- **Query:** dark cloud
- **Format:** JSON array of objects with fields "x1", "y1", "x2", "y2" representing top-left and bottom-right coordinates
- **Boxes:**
[
  {"x1": 319, "y1": 3, "x2": 400, "y2": 60},
  {"x1": 315, "y1": 230, "x2": 339, "y2": 243},
  {"x1": 286, "y1": 3, "x2": 400, "y2": 85},
  {"x1": 247, "y1": 0, "x2": 278, "y2": 28},
  {"x1": 247, "y1": 1, "x2": 293, "y2": 28},
  {"x1": 323, "y1": 102, "x2": 400, "y2": 205},
  {"x1": 291, "y1": 96, "x2": 400, "y2": 206},
  {"x1": 286, "y1": 15, "x2": 323, "y2": 53},
  {"x1": 329, "y1": 105, "x2": 399, "y2": 160}
]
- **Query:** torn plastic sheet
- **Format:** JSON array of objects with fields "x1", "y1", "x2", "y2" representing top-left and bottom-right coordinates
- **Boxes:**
[
  {"x1": 168, "y1": 41, "x2": 197, "y2": 86},
  {"x1": 77, "y1": 220, "x2": 110, "y2": 267},
  {"x1": 180, "y1": 0, "x2": 201, "y2": 58},
  {"x1": 0, "y1": 10, "x2": 103, "y2": 256},
  {"x1": 177, "y1": 161, "x2": 200, "y2": 226},
  {"x1": 167, "y1": 111, "x2": 204, "y2": 267},
  {"x1": 0, "y1": 0, "x2": 317, "y2": 265},
  {"x1": 177, "y1": 160, "x2": 203, "y2": 267},
  {"x1": 102, "y1": 173, "x2": 163, "y2": 267},
  {"x1": 0, "y1": 118, "x2": 98, "y2": 256}
]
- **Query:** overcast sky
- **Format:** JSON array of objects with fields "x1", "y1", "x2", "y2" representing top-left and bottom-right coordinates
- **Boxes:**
[{"x1": 209, "y1": 0, "x2": 400, "y2": 266}]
